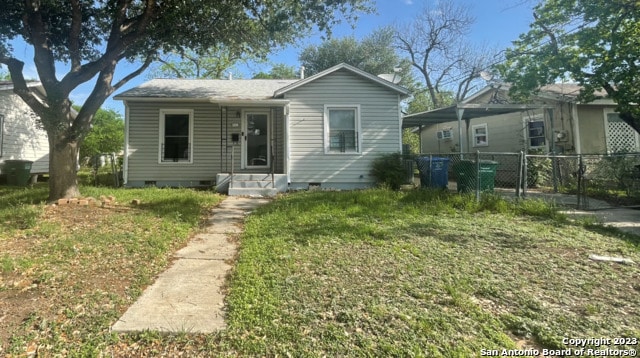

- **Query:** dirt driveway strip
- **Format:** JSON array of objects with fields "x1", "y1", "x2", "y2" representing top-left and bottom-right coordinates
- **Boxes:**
[{"x1": 111, "y1": 196, "x2": 270, "y2": 333}]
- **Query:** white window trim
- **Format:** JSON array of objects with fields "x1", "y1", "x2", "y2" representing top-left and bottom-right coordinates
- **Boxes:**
[
  {"x1": 437, "y1": 128, "x2": 453, "y2": 141},
  {"x1": 158, "y1": 109, "x2": 194, "y2": 164},
  {"x1": 472, "y1": 123, "x2": 489, "y2": 147},
  {"x1": 323, "y1": 104, "x2": 362, "y2": 155},
  {"x1": 241, "y1": 109, "x2": 271, "y2": 169},
  {"x1": 526, "y1": 114, "x2": 547, "y2": 149}
]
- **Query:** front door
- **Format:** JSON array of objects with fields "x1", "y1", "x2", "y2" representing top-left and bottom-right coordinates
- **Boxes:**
[{"x1": 243, "y1": 112, "x2": 270, "y2": 169}]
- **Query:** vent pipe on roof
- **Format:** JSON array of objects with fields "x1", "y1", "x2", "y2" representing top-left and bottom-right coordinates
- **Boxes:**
[
  {"x1": 300, "y1": 66, "x2": 305, "y2": 79},
  {"x1": 228, "y1": 72, "x2": 233, "y2": 80}
]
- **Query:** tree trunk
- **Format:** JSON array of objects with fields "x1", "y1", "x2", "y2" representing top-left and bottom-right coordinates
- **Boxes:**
[{"x1": 47, "y1": 133, "x2": 81, "y2": 202}]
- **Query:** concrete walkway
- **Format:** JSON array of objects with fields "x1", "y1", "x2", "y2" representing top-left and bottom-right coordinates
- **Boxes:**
[
  {"x1": 111, "y1": 196, "x2": 270, "y2": 333},
  {"x1": 515, "y1": 190, "x2": 640, "y2": 236}
]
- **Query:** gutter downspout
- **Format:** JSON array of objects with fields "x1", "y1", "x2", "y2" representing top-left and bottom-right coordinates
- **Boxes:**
[
  {"x1": 456, "y1": 107, "x2": 465, "y2": 156},
  {"x1": 123, "y1": 101, "x2": 129, "y2": 186},
  {"x1": 571, "y1": 102, "x2": 582, "y2": 154},
  {"x1": 398, "y1": 94, "x2": 403, "y2": 153},
  {"x1": 284, "y1": 104, "x2": 291, "y2": 185}
]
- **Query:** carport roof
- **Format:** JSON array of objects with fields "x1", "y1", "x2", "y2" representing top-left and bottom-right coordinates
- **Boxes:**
[{"x1": 402, "y1": 103, "x2": 551, "y2": 128}]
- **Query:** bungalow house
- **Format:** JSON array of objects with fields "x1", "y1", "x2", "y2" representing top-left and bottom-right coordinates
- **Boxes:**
[
  {"x1": 0, "y1": 81, "x2": 49, "y2": 181},
  {"x1": 114, "y1": 63, "x2": 410, "y2": 195},
  {"x1": 404, "y1": 83, "x2": 630, "y2": 155}
]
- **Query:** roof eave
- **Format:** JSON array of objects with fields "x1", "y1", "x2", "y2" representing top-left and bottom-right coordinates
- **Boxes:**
[{"x1": 113, "y1": 96, "x2": 290, "y2": 106}]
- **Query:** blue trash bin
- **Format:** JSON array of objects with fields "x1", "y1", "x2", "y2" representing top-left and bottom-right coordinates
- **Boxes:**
[{"x1": 415, "y1": 157, "x2": 450, "y2": 189}]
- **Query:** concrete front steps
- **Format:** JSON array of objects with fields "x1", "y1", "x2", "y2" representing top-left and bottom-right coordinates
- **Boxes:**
[{"x1": 216, "y1": 173, "x2": 287, "y2": 197}]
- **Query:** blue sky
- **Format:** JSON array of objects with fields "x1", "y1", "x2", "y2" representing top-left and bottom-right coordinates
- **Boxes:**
[{"x1": 5, "y1": 0, "x2": 537, "y2": 115}]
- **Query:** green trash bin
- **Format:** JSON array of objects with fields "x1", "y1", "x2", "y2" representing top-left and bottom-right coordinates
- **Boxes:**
[
  {"x1": 453, "y1": 160, "x2": 498, "y2": 193},
  {"x1": 4, "y1": 160, "x2": 33, "y2": 186}
]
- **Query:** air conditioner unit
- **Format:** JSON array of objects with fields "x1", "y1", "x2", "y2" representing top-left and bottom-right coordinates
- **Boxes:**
[
  {"x1": 555, "y1": 130, "x2": 569, "y2": 142},
  {"x1": 437, "y1": 129, "x2": 452, "y2": 140}
]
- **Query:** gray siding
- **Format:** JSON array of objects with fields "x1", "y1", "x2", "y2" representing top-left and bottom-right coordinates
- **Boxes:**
[
  {"x1": 126, "y1": 102, "x2": 221, "y2": 185},
  {"x1": 577, "y1": 105, "x2": 610, "y2": 153},
  {"x1": 125, "y1": 101, "x2": 285, "y2": 187},
  {"x1": 284, "y1": 69, "x2": 401, "y2": 188},
  {"x1": 0, "y1": 90, "x2": 49, "y2": 174},
  {"x1": 419, "y1": 113, "x2": 528, "y2": 154}
]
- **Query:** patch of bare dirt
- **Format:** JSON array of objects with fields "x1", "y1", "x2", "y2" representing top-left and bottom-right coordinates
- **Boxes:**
[{"x1": 0, "y1": 202, "x2": 134, "y2": 351}]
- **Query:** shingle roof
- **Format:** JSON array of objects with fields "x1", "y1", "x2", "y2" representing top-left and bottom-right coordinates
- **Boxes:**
[
  {"x1": 114, "y1": 78, "x2": 299, "y2": 101},
  {"x1": 115, "y1": 63, "x2": 411, "y2": 102},
  {"x1": 0, "y1": 81, "x2": 42, "y2": 91}
]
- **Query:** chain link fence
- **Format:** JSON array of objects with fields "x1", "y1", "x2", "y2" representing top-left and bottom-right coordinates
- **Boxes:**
[
  {"x1": 411, "y1": 152, "x2": 524, "y2": 199},
  {"x1": 411, "y1": 152, "x2": 640, "y2": 208}
]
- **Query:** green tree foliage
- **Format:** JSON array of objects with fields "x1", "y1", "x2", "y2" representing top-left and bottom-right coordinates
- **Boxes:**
[
  {"x1": 402, "y1": 128, "x2": 420, "y2": 155},
  {"x1": 498, "y1": 0, "x2": 640, "y2": 132},
  {"x1": 299, "y1": 27, "x2": 415, "y2": 89},
  {"x1": 147, "y1": 47, "x2": 242, "y2": 79},
  {"x1": 252, "y1": 64, "x2": 299, "y2": 79},
  {"x1": 0, "y1": 0, "x2": 372, "y2": 201},
  {"x1": 77, "y1": 107, "x2": 124, "y2": 161},
  {"x1": 407, "y1": 88, "x2": 455, "y2": 114}
]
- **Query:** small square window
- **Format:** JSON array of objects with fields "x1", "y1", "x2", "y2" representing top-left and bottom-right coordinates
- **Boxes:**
[{"x1": 472, "y1": 123, "x2": 488, "y2": 147}]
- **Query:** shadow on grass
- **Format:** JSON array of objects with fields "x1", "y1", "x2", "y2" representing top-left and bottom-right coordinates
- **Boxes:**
[
  {"x1": 0, "y1": 184, "x2": 49, "y2": 205},
  {"x1": 582, "y1": 222, "x2": 640, "y2": 248}
]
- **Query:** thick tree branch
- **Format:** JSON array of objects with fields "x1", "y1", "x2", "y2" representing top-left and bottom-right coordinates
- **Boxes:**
[
  {"x1": 0, "y1": 56, "x2": 48, "y2": 115},
  {"x1": 59, "y1": 0, "x2": 158, "y2": 97},
  {"x1": 113, "y1": 53, "x2": 154, "y2": 90},
  {"x1": 69, "y1": 0, "x2": 83, "y2": 71},
  {"x1": 24, "y1": 0, "x2": 59, "y2": 94},
  {"x1": 71, "y1": 52, "x2": 154, "y2": 142}
]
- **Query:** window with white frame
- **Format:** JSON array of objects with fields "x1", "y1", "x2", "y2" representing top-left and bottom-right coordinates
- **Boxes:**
[
  {"x1": 325, "y1": 105, "x2": 360, "y2": 153},
  {"x1": 437, "y1": 128, "x2": 453, "y2": 140},
  {"x1": 472, "y1": 123, "x2": 488, "y2": 147},
  {"x1": 159, "y1": 109, "x2": 193, "y2": 163},
  {"x1": 527, "y1": 120, "x2": 546, "y2": 148}
]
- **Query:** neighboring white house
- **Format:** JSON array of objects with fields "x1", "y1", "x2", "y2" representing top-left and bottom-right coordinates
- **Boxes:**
[
  {"x1": 0, "y1": 81, "x2": 49, "y2": 178},
  {"x1": 403, "y1": 84, "x2": 630, "y2": 155},
  {"x1": 114, "y1": 63, "x2": 410, "y2": 195}
]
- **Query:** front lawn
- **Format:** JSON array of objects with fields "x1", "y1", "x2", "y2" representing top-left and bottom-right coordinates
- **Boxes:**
[
  {"x1": 1, "y1": 187, "x2": 639, "y2": 356},
  {"x1": 0, "y1": 184, "x2": 223, "y2": 356},
  {"x1": 218, "y1": 190, "x2": 640, "y2": 356}
]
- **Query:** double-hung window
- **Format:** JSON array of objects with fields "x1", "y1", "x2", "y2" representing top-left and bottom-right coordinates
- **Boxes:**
[
  {"x1": 325, "y1": 105, "x2": 360, "y2": 154},
  {"x1": 472, "y1": 123, "x2": 488, "y2": 147},
  {"x1": 527, "y1": 120, "x2": 546, "y2": 148},
  {"x1": 159, "y1": 109, "x2": 193, "y2": 163}
]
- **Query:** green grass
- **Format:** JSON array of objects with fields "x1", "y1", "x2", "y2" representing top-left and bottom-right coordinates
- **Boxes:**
[
  {"x1": 217, "y1": 189, "x2": 640, "y2": 357},
  {"x1": 0, "y1": 183, "x2": 223, "y2": 356},
  {"x1": 1, "y1": 186, "x2": 639, "y2": 357}
]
